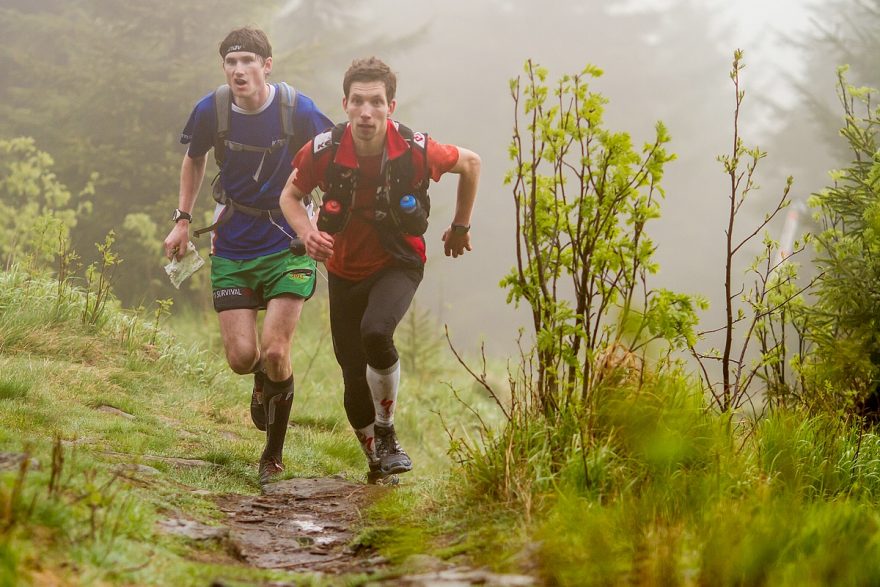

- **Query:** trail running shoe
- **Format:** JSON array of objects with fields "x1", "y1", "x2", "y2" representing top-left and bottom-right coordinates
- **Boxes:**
[
  {"x1": 258, "y1": 455, "x2": 284, "y2": 485},
  {"x1": 367, "y1": 461, "x2": 400, "y2": 486},
  {"x1": 373, "y1": 423, "x2": 412, "y2": 475},
  {"x1": 250, "y1": 372, "x2": 267, "y2": 431}
]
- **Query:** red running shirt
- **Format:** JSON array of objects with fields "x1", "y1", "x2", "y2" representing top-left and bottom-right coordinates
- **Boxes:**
[{"x1": 292, "y1": 122, "x2": 459, "y2": 281}]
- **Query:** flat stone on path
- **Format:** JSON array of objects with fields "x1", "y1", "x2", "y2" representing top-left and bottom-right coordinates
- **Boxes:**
[
  {"x1": 0, "y1": 452, "x2": 39, "y2": 472},
  {"x1": 372, "y1": 568, "x2": 536, "y2": 586},
  {"x1": 96, "y1": 405, "x2": 135, "y2": 419},
  {"x1": 217, "y1": 476, "x2": 388, "y2": 575},
  {"x1": 102, "y1": 450, "x2": 214, "y2": 469},
  {"x1": 116, "y1": 463, "x2": 161, "y2": 476},
  {"x1": 157, "y1": 517, "x2": 228, "y2": 541}
]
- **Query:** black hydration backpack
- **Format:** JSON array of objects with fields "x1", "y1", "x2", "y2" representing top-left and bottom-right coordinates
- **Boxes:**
[
  {"x1": 314, "y1": 122, "x2": 430, "y2": 235},
  {"x1": 312, "y1": 121, "x2": 432, "y2": 267}
]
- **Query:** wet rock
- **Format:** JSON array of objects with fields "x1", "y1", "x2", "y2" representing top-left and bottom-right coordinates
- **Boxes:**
[
  {"x1": 370, "y1": 568, "x2": 536, "y2": 586},
  {"x1": 96, "y1": 405, "x2": 135, "y2": 419},
  {"x1": 402, "y1": 554, "x2": 451, "y2": 573},
  {"x1": 153, "y1": 456, "x2": 214, "y2": 468},
  {"x1": 116, "y1": 463, "x2": 161, "y2": 475},
  {"x1": 510, "y1": 540, "x2": 543, "y2": 576},
  {"x1": 0, "y1": 452, "x2": 39, "y2": 471},
  {"x1": 103, "y1": 451, "x2": 214, "y2": 469},
  {"x1": 157, "y1": 517, "x2": 228, "y2": 540},
  {"x1": 61, "y1": 438, "x2": 94, "y2": 447},
  {"x1": 154, "y1": 415, "x2": 197, "y2": 438}
]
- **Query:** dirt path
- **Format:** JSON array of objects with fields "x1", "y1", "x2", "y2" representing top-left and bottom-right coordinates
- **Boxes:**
[
  {"x1": 158, "y1": 473, "x2": 537, "y2": 585},
  {"x1": 1, "y1": 437, "x2": 537, "y2": 585},
  {"x1": 216, "y1": 476, "x2": 387, "y2": 575}
]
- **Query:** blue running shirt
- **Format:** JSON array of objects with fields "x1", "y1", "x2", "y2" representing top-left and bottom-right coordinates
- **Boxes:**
[{"x1": 180, "y1": 84, "x2": 332, "y2": 259}]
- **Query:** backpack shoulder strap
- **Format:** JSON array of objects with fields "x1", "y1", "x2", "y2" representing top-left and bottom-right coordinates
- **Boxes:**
[
  {"x1": 394, "y1": 123, "x2": 427, "y2": 151},
  {"x1": 313, "y1": 122, "x2": 347, "y2": 157},
  {"x1": 277, "y1": 82, "x2": 298, "y2": 141},
  {"x1": 213, "y1": 84, "x2": 232, "y2": 168},
  {"x1": 392, "y1": 122, "x2": 430, "y2": 184},
  {"x1": 331, "y1": 122, "x2": 347, "y2": 145},
  {"x1": 395, "y1": 122, "x2": 413, "y2": 141}
]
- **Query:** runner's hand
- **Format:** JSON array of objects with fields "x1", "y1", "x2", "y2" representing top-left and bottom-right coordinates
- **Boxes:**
[
  {"x1": 164, "y1": 222, "x2": 190, "y2": 261},
  {"x1": 442, "y1": 227, "x2": 472, "y2": 258},
  {"x1": 304, "y1": 230, "x2": 335, "y2": 263}
]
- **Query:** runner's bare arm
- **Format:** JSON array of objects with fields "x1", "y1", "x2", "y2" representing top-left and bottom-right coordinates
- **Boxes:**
[
  {"x1": 164, "y1": 153, "x2": 207, "y2": 260},
  {"x1": 280, "y1": 171, "x2": 335, "y2": 262},
  {"x1": 441, "y1": 146, "x2": 481, "y2": 258}
]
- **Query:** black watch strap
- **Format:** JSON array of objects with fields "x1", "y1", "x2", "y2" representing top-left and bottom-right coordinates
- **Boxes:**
[
  {"x1": 172, "y1": 208, "x2": 192, "y2": 223},
  {"x1": 450, "y1": 223, "x2": 470, "y2": 235}
]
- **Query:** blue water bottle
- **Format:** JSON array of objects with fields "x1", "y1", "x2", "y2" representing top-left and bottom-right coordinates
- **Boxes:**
[{"x1": 397, "y1": 194, "x2": 428, "y2": 235}]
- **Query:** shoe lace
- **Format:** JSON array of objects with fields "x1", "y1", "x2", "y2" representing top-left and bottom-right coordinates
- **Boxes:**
[{"x1": 377, "y1": 427, "x2": 403, "y2": 455}]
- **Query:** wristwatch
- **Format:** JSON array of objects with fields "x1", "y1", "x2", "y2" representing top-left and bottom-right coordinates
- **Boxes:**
[
  {"x1": 450, "y1": 223, "x2": 470, "y2": 235},
  {"x1": 171, "y1": 208, "x2": 192, "y2": 223}
]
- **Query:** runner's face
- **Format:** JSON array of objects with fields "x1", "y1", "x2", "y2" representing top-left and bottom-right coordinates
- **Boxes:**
[
  {"x1": 343, "y1": 81, "x2": 396, "y2": 145},
  {"x1": 222, "y1": 51, "x2": 271, "y2": 102}
]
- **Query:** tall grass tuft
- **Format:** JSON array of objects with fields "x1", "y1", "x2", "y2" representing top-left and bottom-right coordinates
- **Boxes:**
[{"x1": 450, "y1": 363, "x2": 880, "y2": 584}]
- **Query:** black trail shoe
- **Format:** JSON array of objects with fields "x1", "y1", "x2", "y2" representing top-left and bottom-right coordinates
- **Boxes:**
[
  {"x1": 373, "y1": 423, "x2": 412, "y2": 475},
  {"x1": 250, "y1": 372, "x2": 267, "y2": 431},
  {"x1": 367, "y1": 461, "x2": 400, "y2": 486},
  {"x1": 258, "y1": 455, "x2": 284, "y2": 485}
]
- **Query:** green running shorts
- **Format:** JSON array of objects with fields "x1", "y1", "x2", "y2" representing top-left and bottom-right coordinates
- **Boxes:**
[{"x1": 210, "y1": 248, "x2": 317, "y2": 312}]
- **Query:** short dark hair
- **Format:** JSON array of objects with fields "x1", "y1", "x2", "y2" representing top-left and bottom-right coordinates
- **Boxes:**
[
  {"x1": 343, "y1": 57, "x2": 397, "y2": 102},
  {"x1": 219, "y1": 27, "x2": 272, "y2": 60}
]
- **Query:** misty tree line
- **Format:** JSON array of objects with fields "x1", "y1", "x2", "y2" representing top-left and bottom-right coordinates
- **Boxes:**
[
  {"x1": 0, "y1": 0, "x2": 877, "y2": 313},
  {"x1": 0, "y1": 0, "x2": 402, "y2": 307}
]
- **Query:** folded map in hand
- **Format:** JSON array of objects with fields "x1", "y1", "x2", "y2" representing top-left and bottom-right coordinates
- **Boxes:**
[{"x1": 164, "y1": 241, "x2": 205, "y2": 289}]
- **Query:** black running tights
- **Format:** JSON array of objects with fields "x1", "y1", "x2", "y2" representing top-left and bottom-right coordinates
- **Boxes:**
[{"x1": 328, "y1": 265, "x2": 423, "y2": 430}]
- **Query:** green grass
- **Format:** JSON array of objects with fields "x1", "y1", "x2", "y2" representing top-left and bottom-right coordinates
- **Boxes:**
[
  {"x1": 0, "y1": 374, "x2": 30, "y2": 401},
  {"x1": 22, "y1": 260, "x2": 880, "y2": 585},
  {"x1": 0, "y1": 265, "x2": 497, "y2": 584},
  {"x1": 383, "y1": 364, "x2": 880, "y2": 586}
]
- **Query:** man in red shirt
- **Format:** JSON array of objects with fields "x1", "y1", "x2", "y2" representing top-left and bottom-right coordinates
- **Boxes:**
[{"x1": 279, "y1": 57, "x2": 481, "y2": 482}]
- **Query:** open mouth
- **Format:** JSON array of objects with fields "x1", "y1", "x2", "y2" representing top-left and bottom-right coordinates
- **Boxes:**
[{"x1": 234, "y1": 78, "x2": 248, "y2": 88}]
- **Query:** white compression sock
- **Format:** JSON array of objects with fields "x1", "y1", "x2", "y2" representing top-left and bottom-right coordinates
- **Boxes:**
[
  {"x1": 354, "y1": 423, "x2": 377, "y2": 463},
  {"x1": 366, "y1": 360, "x2": 400, "y2": 426}
]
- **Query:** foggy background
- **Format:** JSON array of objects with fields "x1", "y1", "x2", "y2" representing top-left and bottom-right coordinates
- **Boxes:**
[
  {"x1": 1, "y1": 0, "x2": 874, "y2": 357},
  {"x1": 307, "y1": 0, "x2": 855, "y2": 355}
]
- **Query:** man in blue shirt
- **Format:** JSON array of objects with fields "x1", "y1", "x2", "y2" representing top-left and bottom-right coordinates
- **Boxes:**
[{"x1": 163, "y1": 26, "x2": 332, "y2": 485}]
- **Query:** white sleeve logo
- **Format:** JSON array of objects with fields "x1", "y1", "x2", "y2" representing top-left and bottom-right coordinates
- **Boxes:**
[{"x1": 313, "y1": 130, "x2": 333, "y2": 153}]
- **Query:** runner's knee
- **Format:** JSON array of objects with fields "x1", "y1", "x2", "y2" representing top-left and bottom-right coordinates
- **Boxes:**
[
  {"x1": 261, "y1": 344, "x2": 290, "y2": 375},
  {"x1": 226, "y1": 350, "x2": 260, "y2": 375},
  {"x1": 361, "y1": 329, "x2": 398, "y2": 370}
]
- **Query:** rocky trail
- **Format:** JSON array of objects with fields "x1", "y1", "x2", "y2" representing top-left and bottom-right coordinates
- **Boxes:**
[
  {"x1": 3, "y1": 447, "x2": 536, "y2": 586},
  {"x1": 158, "y1": 474, "x2": 536, "y2": 586},
  {"x1": 212, "y1": 477, "x2": 386, "y2": 575}
]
